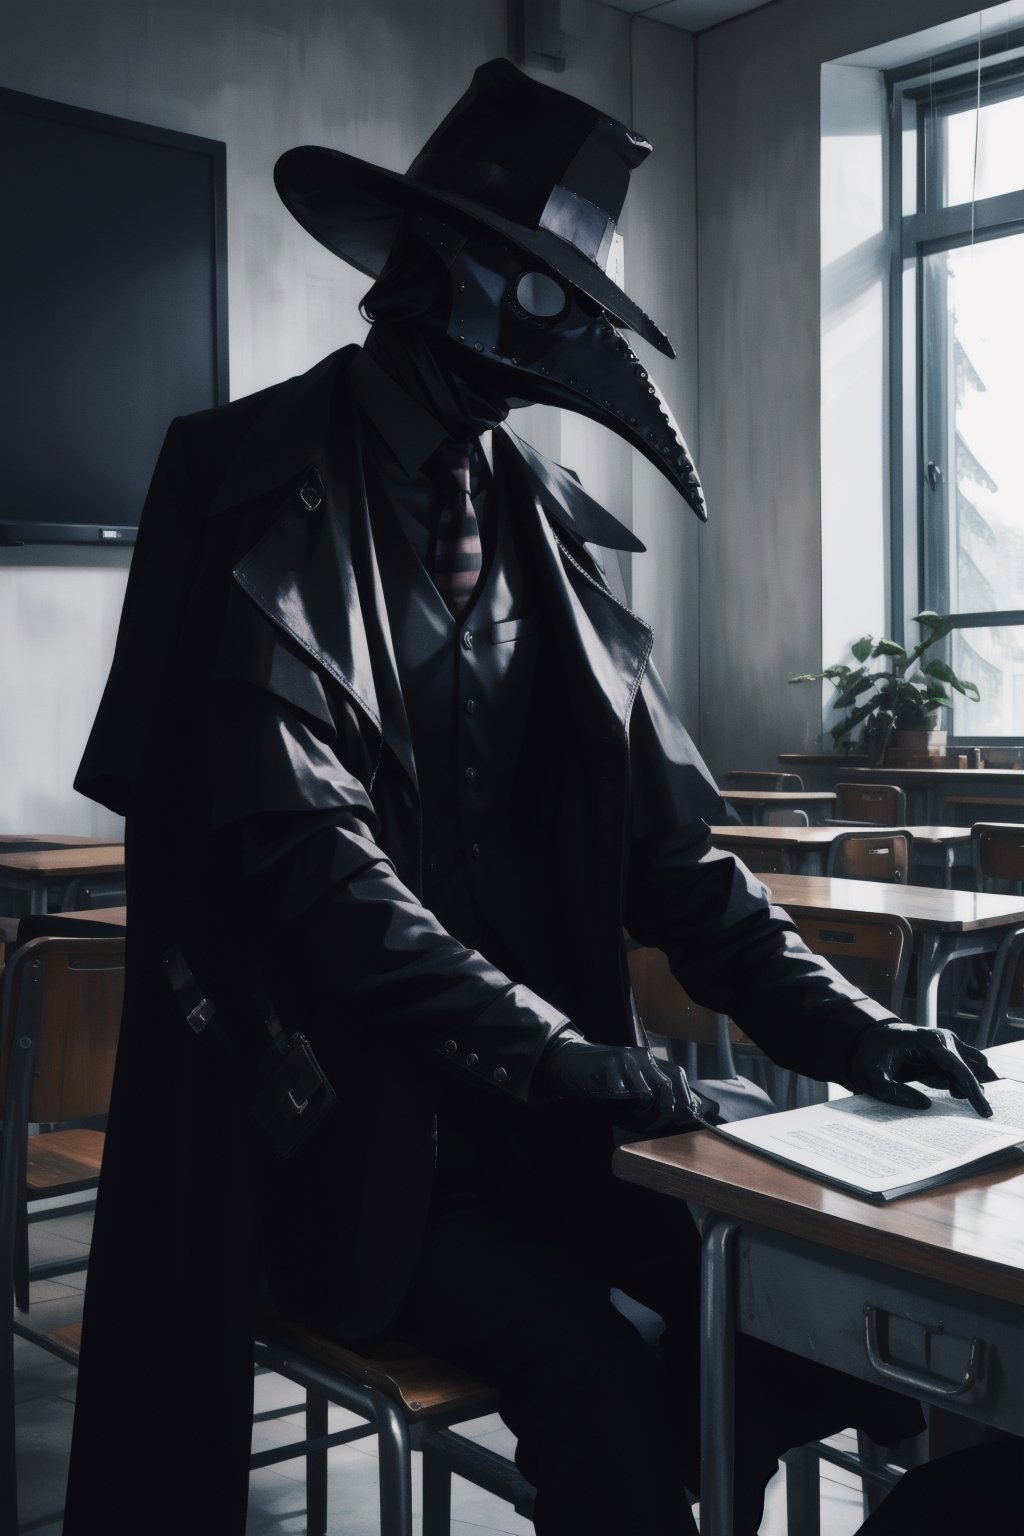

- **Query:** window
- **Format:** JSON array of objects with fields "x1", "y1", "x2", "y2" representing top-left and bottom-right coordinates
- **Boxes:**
[{"x1": 891, "y1": 41, "x2": 1024, "y2": 740}]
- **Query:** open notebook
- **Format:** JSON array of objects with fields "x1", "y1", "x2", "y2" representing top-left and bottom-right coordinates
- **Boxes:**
[{"x1": 716, "y1": 1041, "x2": 1024, "y2": 1202}]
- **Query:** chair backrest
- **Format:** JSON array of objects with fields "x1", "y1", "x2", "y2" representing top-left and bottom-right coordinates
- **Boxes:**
[
  {"x1": 0, "y1": 935, "x2": 125, "y2": 1127},
  {"x1": 725, "y1": 771, "x2": 805, "y2": 791},
  {"x1": 825, "y1": 830, "x2": 914, "y2": 884},
  {"x1": 764, "y1": 809, "x2": 810, "y2": 827},
  {"x1": 735, "y1": 843, "x2": 793, "y2": 874},
  {"x1": 625, "y1": 945, "x2": 746, "y2": 1082},
  {"x1": 791, "y1": 911, "x2": 913, "y2": 1014},
  {"x1": 971, "y1": 821, "x2": 1024, "y2": 894},
  {"x1": 834, "y1": 783, "x2": 907, "y2": 825}
]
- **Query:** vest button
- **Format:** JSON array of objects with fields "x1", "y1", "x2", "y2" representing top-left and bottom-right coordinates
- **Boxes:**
[
  {"x1": 462, "y1": 630, "x2": 474, "y2": 650},
  {"x1": 471, "y1": 842, "x2": 482, "y2": 859},
  {"x1": 465, "y1": 1052, "x2": 480, "y2": 1068},
  {"x1": 443, "y1": 1039, "x2": 458, "y2": 1056},
  {"x1": 465, "y1": 697, "x2": 477, "y2": 714},
  {"x1": 493, "y1": 1067, "x2": 509, "y2": 1085},
  {"x1": 464, "y1": 766, "x2": 477, "y2": 784}
]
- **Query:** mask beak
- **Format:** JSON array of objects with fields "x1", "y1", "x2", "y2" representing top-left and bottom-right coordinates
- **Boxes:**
[
  {"x1": 532, "y1": 315, "x2": 708, "y2": 522},
  {"x1": 416, "y1": 218, "x2": 709, "y2": 521}
]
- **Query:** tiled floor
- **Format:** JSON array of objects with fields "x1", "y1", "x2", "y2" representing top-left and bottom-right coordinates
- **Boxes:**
[{"x1": 13, "y1": 1210, "x2": 871, "y2": 1534}]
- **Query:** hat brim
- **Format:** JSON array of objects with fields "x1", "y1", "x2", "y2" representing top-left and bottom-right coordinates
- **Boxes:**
[{"x1": 274, "y1": 145, "x2": 674, "y2": 359}]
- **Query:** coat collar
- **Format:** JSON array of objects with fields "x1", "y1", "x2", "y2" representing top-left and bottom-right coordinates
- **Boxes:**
[{"x1": 221, "y1": 346, "x2": 652, "y2": 764}]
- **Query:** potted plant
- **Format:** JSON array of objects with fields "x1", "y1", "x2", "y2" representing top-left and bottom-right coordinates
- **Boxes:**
[{"x1": 790, "y1": 611, "x2": 980, "y2": 765}]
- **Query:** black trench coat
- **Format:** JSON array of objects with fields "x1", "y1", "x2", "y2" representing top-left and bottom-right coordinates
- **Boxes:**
[{"x1": 63, "y1": 346, "x2": 895, "y2": 1534}]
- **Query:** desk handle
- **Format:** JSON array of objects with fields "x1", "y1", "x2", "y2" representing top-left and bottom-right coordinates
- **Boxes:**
[{"x1": 864, "y1": 1306, "x2": 981, "y2": 1398}]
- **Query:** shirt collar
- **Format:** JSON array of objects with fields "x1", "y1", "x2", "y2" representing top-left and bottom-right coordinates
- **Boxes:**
[{"x1": 350, "y1": 347, "x2": 448, "y2": 477}]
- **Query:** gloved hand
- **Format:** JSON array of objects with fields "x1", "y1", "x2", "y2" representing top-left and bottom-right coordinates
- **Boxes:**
[
  {"x1": 533, "y1": 1031, "x2": 702, "y2": 1131},
  {"x1": 848, "y1": 1023, "x2": 996, "y2": 1116}
]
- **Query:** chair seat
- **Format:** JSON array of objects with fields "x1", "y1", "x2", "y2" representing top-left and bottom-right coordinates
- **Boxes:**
[
  {"x1": 258, "y1": 1319, "x2": 501, "y2": 1423},
  {"x1": 26, "y1": 1127, "x2": 104, "y2": 1196}
]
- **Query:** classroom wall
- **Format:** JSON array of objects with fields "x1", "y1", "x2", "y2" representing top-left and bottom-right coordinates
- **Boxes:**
[
  {"x1": 694, "y1": 0, "x2": 1019, "y2": 780},
  {"x1": 0, "y1": 0, "x2": 697, "y2": 835}
]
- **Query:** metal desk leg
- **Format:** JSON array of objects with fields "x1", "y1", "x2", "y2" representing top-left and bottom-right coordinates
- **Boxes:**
[
  {"x1": 699, "y1": 1212, "x2": 738, "y2": 1536},
  {"x1": 915, "y1": 934, "x2": 944, "y2": 1028}
]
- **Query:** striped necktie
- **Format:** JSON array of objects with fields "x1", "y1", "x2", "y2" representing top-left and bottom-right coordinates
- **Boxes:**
[{"x1": 428, "y1": 441, "x2": 483, "y2": 617}]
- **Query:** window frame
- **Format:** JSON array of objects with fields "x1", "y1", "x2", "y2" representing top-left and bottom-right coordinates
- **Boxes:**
[{"x1": 887, "y1": 37, "x2": 1024, "y2": 743}]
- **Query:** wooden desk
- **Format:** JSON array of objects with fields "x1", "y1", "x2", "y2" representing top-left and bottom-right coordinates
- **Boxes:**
[
  {"x1": 614, "y1": 1131, "x2": 1024, "y2": 1536},
  {"x1": 760, "y1": 873, "x2": 1024, "y2": 1028},
  {"x1": 779, "y1": 760, "x2": 1024, "y2": 824},
  {"x1": 57, "y1": 906, "x2": 127, "y2": 931},
  {"x1": 0, "y1": 834, "x2": 119, "y2": 851},
  {"x1": 720, "y1": 790, "x2": 837, "y2": 825},
  {"x1": 0, "y1": 847, "x2": 125, "y2": 915},
  {"x1": 709, "y1": 823, "x2": 971, "y2": 884}
]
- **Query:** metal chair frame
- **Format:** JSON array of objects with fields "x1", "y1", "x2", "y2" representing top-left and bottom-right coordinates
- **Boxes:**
[{"x1": 1, "y1": 935, "x2": 126, "y2": 1536}]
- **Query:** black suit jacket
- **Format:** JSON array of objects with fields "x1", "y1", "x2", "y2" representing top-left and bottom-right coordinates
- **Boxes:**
[{"x1": 65, "y1": 345, "x2": 896, "y2": 1535}]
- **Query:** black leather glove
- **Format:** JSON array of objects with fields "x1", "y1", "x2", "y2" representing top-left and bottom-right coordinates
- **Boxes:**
[
  {"x1": 533, "y1": 1031, "x2": 702, "y2": 1131},
  {"x1": 847, "y1": 1023, "x2": 996, "y2": 1116}
]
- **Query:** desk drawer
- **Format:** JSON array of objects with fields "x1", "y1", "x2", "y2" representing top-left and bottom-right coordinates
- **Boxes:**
[{"x1": 736, "y1": 1231, "x2": 1023, "y2": 1435}]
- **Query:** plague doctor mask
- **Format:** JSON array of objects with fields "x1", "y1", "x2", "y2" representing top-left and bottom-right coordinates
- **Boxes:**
[{"x1": 274, "y1": 55, "x2": 706, "y2": 519}]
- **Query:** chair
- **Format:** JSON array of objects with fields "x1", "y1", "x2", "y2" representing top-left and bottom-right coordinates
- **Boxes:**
[
  {"x1": 825, "y1": 830, "x2": 914, "y2": 883},
  {"x1": 832, "y1": 783, "x2": 907, "y2": 825},
  {"x1": 252, "y1": 1320, "x2": 535, "y2": 1536},
  {"x1": 972, "y1": 923, "x2": 1024, "y2": 1048},
  {"x1": 790, "y1": 911, "x2": 913, "y2": 1018},
  {"x1": 627, "y1": 942, "x2": 740, "y2": 1080},
  {"x1": 971, "y1": 821, "x2": 1024, "y2": 894},
  {"x1": 0, "y1": 935, "x2": 125, "y2": 1536},
  {"x1": 725, "y1": 770, "x2": 806, "y2": 791}
]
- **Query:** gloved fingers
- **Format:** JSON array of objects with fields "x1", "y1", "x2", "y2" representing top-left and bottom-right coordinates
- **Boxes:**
[
  {"x1": 950, "y1": 1037, "x2": 998, "y2": 1083},
  {"x1": 659, "y1": 1063, "x2": 700, "y2": 1119},
  {"x1": 620, "y1": 1054, "x2": 675, "y2": 1127},
  {"x1": 918, "y1": 1030, "x2": 993, "y2": 1118},
  {"x1": 866, "y1": 1075, "x2": 932, "y2": 1111}
]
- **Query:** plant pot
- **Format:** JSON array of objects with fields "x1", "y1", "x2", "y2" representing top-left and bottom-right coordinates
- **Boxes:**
[{"x1": 885, "y1": 728, "x2": 948, "y2": 767}]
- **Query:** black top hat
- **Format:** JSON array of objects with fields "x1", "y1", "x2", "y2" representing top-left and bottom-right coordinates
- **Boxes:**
[{"x1": 274, "y1": 57, "x2": 673, "y2": 358}]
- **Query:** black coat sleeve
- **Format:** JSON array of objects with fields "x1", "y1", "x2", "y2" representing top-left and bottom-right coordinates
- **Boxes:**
[
  {"x1": 202, "y1": 582, "x2": 567, "y2": 1101},
  {"x1": 622, "y1": 663, "x2": 897, "y2": 1087}
]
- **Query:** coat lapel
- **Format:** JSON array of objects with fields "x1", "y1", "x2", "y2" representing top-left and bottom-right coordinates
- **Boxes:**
[
  {"x1": 219, "y1": 347, "x2": 415, "y2": 789},
  {"x1": 494, "y1": 429, "x2": 654, "y2": 741},
  {"x1": 213, "y1": 347, "x2": 651, "y2": 777}
]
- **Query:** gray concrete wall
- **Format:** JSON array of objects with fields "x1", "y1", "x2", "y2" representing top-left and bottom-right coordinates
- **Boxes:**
[
  {"x1": 0, "y1": 0, "x2": 696, "y2": 834},
  {"x1": 693, "y1": 0, "x2": 1003, "y2": 780}
]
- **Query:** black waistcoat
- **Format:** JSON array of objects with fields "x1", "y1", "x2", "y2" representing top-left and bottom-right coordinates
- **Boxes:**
[{"x1": 374, "y1": 455, "x2": 542, "y2": 981}]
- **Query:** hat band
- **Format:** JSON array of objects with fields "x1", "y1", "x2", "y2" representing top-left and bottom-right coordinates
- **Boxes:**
[
  {"x1": 537, "y1": 183, "x2": 621, "y2": 281},
  {"x1": 408, "y1": 151, "x2": 622, "y2": 282}
]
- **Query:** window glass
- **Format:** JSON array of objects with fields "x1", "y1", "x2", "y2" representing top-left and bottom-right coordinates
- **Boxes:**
[{"x1": 943, "y1": 94, "x2": 1024, "y2": 205}]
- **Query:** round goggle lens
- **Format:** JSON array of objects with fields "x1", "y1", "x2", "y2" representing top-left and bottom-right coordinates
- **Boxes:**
[{"x1": 513, "y1": 271, "x2": 567, "y2": 319}]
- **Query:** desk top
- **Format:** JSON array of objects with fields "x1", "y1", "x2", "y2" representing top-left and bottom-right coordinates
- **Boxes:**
[
  {"x1": 58, "y1": 906, "x2": 127, "y2": 929},
  {"x1": 720, "y1": 790, "x2": 837, "y2": 806},
  {"x1": 709, "y1": 824, "x2": 970, "y2": 849},
  {"x1": 614, "y1": 1130, "x2": 1024, "y2": 1304},
  {"x1": 779, "y1": 760, "x2": 1024, "y2": 787},
  {"x1": 762, "y1": 872, "x2": 1024, "y2": 933},
  {"x1": 0, "y1": 846, "x2": 125, "y2": 877},
  {"x1": 0, "y1": 834, "x2": 119, "y2": 850}
]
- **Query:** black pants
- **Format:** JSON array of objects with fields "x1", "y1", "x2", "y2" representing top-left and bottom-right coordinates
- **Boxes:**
[{"x1": 393, "y1": 1107, "x2": 922, "y2": 1535}]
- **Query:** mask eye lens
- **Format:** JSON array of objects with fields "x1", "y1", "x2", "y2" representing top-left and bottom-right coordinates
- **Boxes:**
[{"x1": 513, "y1": 271, "x2": 567, "y2": 319}]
